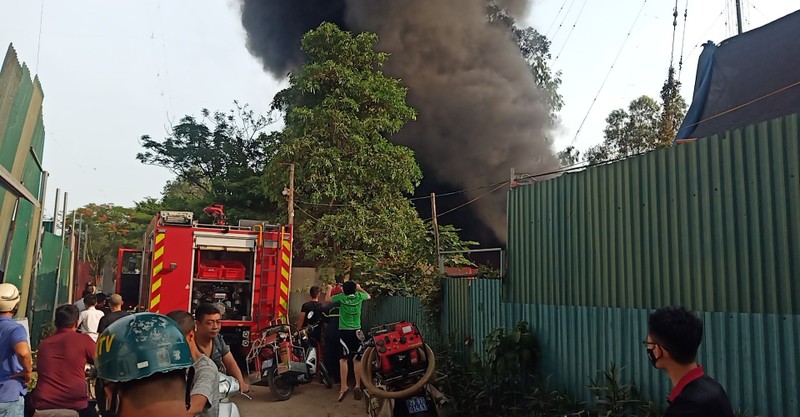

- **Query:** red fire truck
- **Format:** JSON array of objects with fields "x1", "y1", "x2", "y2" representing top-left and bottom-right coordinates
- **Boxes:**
[{"x1": 137, "y1": 207, "x2": 293, "y2": 362}]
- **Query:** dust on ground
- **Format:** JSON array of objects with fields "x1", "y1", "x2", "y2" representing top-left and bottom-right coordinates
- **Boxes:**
[{"x1": 233, "y1": 382, "x2": 365, "y2": 417}]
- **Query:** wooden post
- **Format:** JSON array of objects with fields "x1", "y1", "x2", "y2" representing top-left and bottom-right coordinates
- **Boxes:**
[{"x1": 288, "y1": 163, "x2": 295, "y2": 225}]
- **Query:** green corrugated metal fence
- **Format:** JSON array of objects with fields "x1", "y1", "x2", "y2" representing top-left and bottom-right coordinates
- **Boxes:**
[
  {"x1": 0, "y1": 43, "x2": 47, "y2": 319},
  {"x1": 28, "y1": 231, "x2": 71, "y2": 346},
  {"x1": 506, "y1": 113, "x2": 800, "y2": 313}
]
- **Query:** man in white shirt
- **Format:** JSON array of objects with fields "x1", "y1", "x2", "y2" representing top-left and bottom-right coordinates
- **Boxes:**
[{"x1": 77, "y1": 293, "x2": 104, "y2": 341}]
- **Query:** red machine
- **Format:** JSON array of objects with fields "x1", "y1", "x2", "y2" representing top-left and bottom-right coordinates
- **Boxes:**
[
  {"x1": 374, "y1": 322, "x2": 425, "y2": 375},
  {"x1": 138, "y1": 207, "x2": 293, "y2": 359},
  {"x1": 115, "y1": 248, "x2": 143, "y2": 310}
]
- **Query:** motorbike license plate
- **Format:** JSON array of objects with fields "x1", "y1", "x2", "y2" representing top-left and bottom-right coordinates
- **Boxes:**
[{"x1": 405, "y1": 396, "x2": 428, "y2": 414}]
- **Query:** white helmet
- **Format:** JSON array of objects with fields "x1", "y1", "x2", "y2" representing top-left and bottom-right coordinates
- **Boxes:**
[{"x1": 0, "y1": 283, "x2": 21, "y2": 312}]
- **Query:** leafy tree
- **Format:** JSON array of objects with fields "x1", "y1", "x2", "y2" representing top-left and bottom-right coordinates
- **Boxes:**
[
  {"x1": 71, "y1": 204, "x2": 151, "y2": 276},
  {"x1": 137, "y1": 102, "x2": 280, "y2": 222},
  {"x1": 267, "y1": 22, "x2": 439, "y2": 294},
  {"x1": 557, "y1": 146, "x2": 581, "y2": 166},
  {"x1": 657, "y1": 67, "x2": 688, "y2": 147},
  {"x1": 488, "y1": 4, "x2": 564, "y2": 122},
  {"x1": 586, "y1": 96, "x2": 662, "y2": 164}
]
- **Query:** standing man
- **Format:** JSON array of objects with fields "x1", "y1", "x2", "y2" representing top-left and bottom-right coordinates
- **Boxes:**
[
  {"x1": 0, "y1": 283, "x2": 32, "y2": 417},
  {"x1": 296, "y1": 286, "x2": 324, "y2": 343},
  {"x1": 31, "y1": 304, "x2": 96, "y2": 417},
  {"x1": 77, "y1": 294, "x2": 104, "y2": 342},
  {"x1": 331, "y1": 281, "x2": 370, "y2": 402},
  {"x1": 194, "y1": 303, "x2": 249, "y2": 395},
  {"x1": 645, "y1": 306, "x2": 734, "y2": 417},
  {"x1": 166, "y1": 310, "x2": 219, "y2": 417},
  {"x1": 95, "y1": 313, "x2": 194, "y2": 417},
  {"x1": 97, "y1": 294, "x2": 129, "y2": 334}
]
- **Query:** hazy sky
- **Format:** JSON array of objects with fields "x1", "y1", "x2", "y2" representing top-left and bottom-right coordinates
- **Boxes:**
[{"x1": 0, "y1": 0, "x2": 796, "y2": 214}]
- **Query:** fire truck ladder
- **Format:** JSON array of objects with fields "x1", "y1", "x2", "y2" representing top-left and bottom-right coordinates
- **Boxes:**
[{"x1": 254, "y1": 225, "x2": 280, "y2": 328}]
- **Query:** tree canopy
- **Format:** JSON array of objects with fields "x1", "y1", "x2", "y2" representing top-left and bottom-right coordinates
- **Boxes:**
[
  {"x1": 137, "y1": 103, "x2": 280, "y2": 222},
  {"x1": 266, "y1": 22, "x2": 430, "y2": 289}
]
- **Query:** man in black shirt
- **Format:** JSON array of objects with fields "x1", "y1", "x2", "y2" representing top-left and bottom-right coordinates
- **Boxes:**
[
  {"x1": 97, "y1": 293, "x2": 130, "y2": 333},
  {"x1": 296, "y1": 286, "x2": 324, "y2": 343},
  {"x1": 645, "y1": 306, "x2": 734, "y2": 417},
  {"x1": 322, "y1": 300, "x2": 341, "y2": 383}
]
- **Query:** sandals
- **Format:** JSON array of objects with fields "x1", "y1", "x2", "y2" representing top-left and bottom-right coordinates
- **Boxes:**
[{"x1": 338, "y1": 388, "x2": 349, "y2": 402}]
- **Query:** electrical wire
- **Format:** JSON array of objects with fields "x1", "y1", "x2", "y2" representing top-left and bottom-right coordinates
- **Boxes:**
[
  {"x1": 570, "y1": 0, "x2": 650, "y2": 145},
  {"x1": 685, "y1": 9, "x2": 724, "y2": 59},
  {"x1": 679, "y1": 79, "x2": 800, "y2": 132},
  {"x1": 424, "y1": 181, "x2": 510, "y2": 222},
  {"x1": 669, "y1": 0, "x2": 680, "y2": 69},
  {"x1": 544, "y1": 0, "x2": 571, "y2": 38},
  {"x1": 552, "y1": 0, "x2": 589, "y2": 65},
  {"x1": 35, "y1": 0, "x2": 44, "y2": 74},
  {"x1": 548, "y1": 0, "x2": 577, "y2": 43},
  {"x1": 677, "y1": 0, "x2": 689, "y2": 79}
]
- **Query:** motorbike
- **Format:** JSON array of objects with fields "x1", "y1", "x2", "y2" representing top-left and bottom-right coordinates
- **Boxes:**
[
  {"x1": 218, "y1": 373, "x2": 248, "y2": 417},
  {"x1": 247, "y1": 318, "x2": 333, "y2": 401},
  {"x1": 359, "y1": 321, "x2": 450, "y2": 417}
]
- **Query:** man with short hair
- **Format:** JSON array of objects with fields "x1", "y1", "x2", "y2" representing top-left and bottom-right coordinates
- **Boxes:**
[
  {"x1": 194, "y1": 303, "x2": 249, "y2": 395},
  {"x1": 166, "y1": 310, "x2": 219, "y2": 417},
  {"x1": 77, "y1": 294, "x2": 104, "y2": 342},
  {"x1": 0, "y1": 283, "x2": 32, "y2": 416},
  {"x1": 95, "y1": 313, "x2": 194, "y2": 417},
  {"x1": 296, "y1": 286, "x2": 324, "y2": 343},
  {"x1": 97, "y1": 294, "x2": 129, "y2": 334},
  {"x1": 32, "y1": 305, "x2": 97, "y2": 417},
  {"x1": 645, "y1": 306, "x2": 734, "y2": 417},
  {"x1": 331, "y1": 281, "x2": 370, "y2": 401}
]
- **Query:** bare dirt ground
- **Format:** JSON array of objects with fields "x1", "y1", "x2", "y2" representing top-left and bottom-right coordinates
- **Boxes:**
[{"x1": 234, "y1": 382, "x2": 365, "y2": 417}]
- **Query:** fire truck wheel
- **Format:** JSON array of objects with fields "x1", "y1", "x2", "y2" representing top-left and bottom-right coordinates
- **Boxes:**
[{"x1": 360, "y1": 344, "x2": 436, "y2": 399}]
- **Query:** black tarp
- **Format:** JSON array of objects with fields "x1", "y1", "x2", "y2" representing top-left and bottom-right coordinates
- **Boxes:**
[{"x1": 677, "y1": 10, "x2": 800, "y2": 139}]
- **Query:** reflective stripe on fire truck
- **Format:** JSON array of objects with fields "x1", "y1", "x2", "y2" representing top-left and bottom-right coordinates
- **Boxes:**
[
  {"x1": 149, "y1": 232, "x2": 166, "y2": 312},
  {"x1": 277, "y1": 237, "x2": 292, "y2": 322}
]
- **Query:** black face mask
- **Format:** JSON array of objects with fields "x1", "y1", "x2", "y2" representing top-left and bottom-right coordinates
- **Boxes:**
[{"x1": 647, "y1": 346, "x2": 660, "y2": 368}]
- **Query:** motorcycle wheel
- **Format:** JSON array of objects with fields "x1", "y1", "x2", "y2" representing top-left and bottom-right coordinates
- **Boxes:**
[
  {"x1": 267, "y1": 367, "x2": 295, "y2": 401},
  {"x1": 319, "y1": 362, "x2": 333, "y2": 389}
]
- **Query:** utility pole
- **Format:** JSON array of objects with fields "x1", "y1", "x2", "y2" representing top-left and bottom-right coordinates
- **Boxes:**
[
  {"x1": 735, "y1": 0, "x2": 743, "y2": 34},
  {"x1": 53, "y1": 192, "x2": 67, "y2": 319},
  {"x1": 288, "y1": 163, "x2": 295, "y2": 225},
  {"x1": 431, "y1": 193, "x2": 441, "y2": 273}
]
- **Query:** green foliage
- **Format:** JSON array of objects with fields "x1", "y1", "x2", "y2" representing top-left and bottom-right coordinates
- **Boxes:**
[
  {"x1": 137, "y1": 102, "x2": 281, "y2": 222},
  {"x1": 557, "y1": 146, "x2": 581, "y2": 166},
  {"x1": 266, "y1": 22, "x2": 430, "y2": 294},
  {"x1": 487, "y1": 3, "x2": 564, "y2": 123},
  {"x1": 71, "y1": 203, "x2": 152, "y2": 276},
  {"x1": 435, "y1": 325, "x2": 580, "y2": 417},
  {"x1": 657, "y1": 67, "x2": 688, "y2": 147},
  {"x1": 587, "y1": 362, "x2": 664, "y2": 417},
  {"x1": 586, "y1": 96, "x2": 662, "y2": 164}
]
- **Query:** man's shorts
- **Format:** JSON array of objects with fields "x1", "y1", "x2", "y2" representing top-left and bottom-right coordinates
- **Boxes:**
[{"x1": 339, "y1": 329, "x2": 362, "y2": 360}]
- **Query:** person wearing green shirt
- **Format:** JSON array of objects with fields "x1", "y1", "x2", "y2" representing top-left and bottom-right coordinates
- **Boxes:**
[{"x1": 330, "y1": 281, "x2": 370, "y2": 402}]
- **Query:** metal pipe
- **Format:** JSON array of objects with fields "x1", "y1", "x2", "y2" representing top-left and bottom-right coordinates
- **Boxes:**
[
  {"x1": 53, "y1": 192, "x2": 67, "y2": 317},
  {"x1": 26, "y1": 171, "x2": 48, "y2": 320},
  {"x1": 439, "y1": 248, "x2": 504, "y2": 254},
  {"x1": 53, "y1": 188, "x2": 60, "y2": 234}
]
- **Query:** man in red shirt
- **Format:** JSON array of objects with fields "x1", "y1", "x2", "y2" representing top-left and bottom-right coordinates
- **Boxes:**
[
  {"x1": 645, "y1": 306, "x2": 734, "y2": 417},
  {"x1": 32, "y1": 304, "x2": 97, "y2": 417}
]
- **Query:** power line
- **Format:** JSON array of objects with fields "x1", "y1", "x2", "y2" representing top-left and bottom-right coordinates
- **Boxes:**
[
  {"x1": 669, "y1": 0, "x2": 680, "y2": 69},
  {"x1": 35, "y1": 0, "x2": 44, "y2": 74},
  {"x1": 685, "y1": 9, "x2": 724, "y2": 59},
  {"x1": 552, "y1": 0, "x2": 589, "y2": 65},
  {"x1": 544, "y1": 0, "x2": 571, "y2": 38},
  {"x1": 548, "y1": 0, "x2": 578, "y2": 43},
  {"x1": 570, "y1": 0, "x2": 650, "y2": 145},
  {"x1": 677, "y1": 0, "x2": 689, "y2": 79},
  {"x1": 424, "y1": 181, "x2": 510, "y2": 222}
]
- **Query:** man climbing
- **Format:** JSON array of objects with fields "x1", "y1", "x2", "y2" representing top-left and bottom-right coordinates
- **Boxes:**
[{"x1": 331, "y1": 281, "x2": 370, "y2": 402}]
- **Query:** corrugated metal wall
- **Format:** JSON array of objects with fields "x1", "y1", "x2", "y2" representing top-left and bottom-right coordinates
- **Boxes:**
[
  {"x1": 361, "y1": 296, "x2": 438, "y2": 338},
  {"x1": 0, "y1": 43, "x2": 47, "y2": 317},
  {"x1": 28, "y1": 232, "x2": 71, "y2": 346},
  {"x1": 489, "y1": 113, "x2": 800, "y2": 416},
  {"x1": 507, "y1": 113, "x2": 800, "y2": 313}
]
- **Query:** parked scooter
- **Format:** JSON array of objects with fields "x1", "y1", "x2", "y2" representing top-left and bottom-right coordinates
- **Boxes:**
[
  {"x1": 247, "y1": 320, "x2": 332, "y2": 401},
  {"x1": 218, "y1": 373, "x2": 248, "y2": 417}
]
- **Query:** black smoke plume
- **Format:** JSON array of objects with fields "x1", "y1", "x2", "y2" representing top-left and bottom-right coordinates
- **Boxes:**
[{"x1": 239, "y1": 0, "x2": 559, "y2": 245}]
